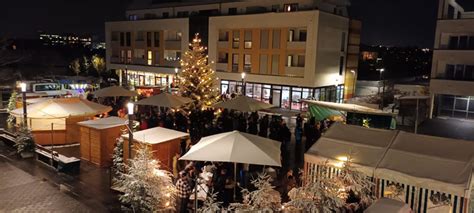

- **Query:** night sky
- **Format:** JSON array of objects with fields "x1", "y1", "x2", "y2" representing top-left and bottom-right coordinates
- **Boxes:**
[{"x1": 2, "y1": 0, "x2": 474, "y2": 47}]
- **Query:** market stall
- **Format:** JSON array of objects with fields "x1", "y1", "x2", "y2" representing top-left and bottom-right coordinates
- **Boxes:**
[
  {"x1": 122, "y1": 127, "x2": 189, "y2": 170},
  {"x1": 10, "y1": 98, "x2": 112, "y2": 145},
  {"x1": 304, "y1": 123, "x2": 474, "y2": 213},
  {"x1": 77, "y1": 116, "x2": 127, "y2": 167},
  {"x1": 302, "y1": 100, "x2": 397, "y2": 129}
]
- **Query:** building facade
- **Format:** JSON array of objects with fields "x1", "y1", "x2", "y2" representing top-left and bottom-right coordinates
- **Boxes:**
[
  {"x1": 105, "y1": 0, "x2": 359, "y2": 110},
  {"x1": 430, "y1": 0, "x2": 474, "y2": 119}
]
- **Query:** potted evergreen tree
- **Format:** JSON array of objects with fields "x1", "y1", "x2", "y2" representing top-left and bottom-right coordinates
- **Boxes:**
[{"x1": 14, "y1": 125, "x2": 35, "y2": 158}]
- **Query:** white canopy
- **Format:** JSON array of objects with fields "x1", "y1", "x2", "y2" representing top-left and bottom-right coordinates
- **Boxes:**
[
  {"x1": 364, "y1": 198, "x2": 412, "y2": 213},
  {"x1": 77, "y1": 116, "x2": 127, "y2": 130},
  {"x1": 305, "y1": 123, "x2": 474, "y2": 197},
  {"x1": 136, "y1": 92, "x2": 192, "y2": 108},
  {"x1": 92, "y1": 86, "x2": 137, "y2": 97},
  {"x1": 180, "y1": 131, "x2": 281, "y2": 167},
  {"x1": 213, "y1": 95, "x2": 275, "y2": 112},
  {"x1": 302, "y1": 100, "x2": 396, "y2": 116},
  {"x1": 122, "y1": 127, "x2": 189, "y2": 144},
  {"x1": 10, "y1": 98, "x2": 112, "y2": 119},
  {"x1": 25, "y1": 97, "x2": 52, "y2": 104}
]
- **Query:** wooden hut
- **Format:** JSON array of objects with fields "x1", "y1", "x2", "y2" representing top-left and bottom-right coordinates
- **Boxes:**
[
  {"x1": 122, "y1": 127, "x2": 189, "y2": 171},
  {"x1": 10, "y1": 98, "x2": 111, "y2": 145},
  {"x1": 77, "y1": 117, "x2": 127, "y2": 167}
]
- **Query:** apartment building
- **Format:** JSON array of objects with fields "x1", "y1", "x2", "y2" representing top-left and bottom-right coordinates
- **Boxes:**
[
  {"x1": 105, "y1": 0, "x2": 360, "y2": 110},
  {"x1": 430, "y1": 0, "x2": 474, "y2": 119}
]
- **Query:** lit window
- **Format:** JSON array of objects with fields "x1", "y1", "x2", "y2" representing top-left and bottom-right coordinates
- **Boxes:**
[
  {"x1": 147, "y1": 50, "x2": 153, "y2": 65},
  {"x1": 244, "y1": 30, "x2": 252, "y2": 49},
  {"x1": 284, "y1": 3, "x2": 298, "y2": 12},
  {"x1": 232, "y1": 30, "x2": 240, "y2": 49},
  {"x1": 244, "y1": 54, "x2": 251, "y2": 72}
]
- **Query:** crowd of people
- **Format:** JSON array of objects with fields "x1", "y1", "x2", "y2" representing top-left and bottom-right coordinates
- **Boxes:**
[{"x1": 93, "y1": 95, "x2": 335, "y2": 212}]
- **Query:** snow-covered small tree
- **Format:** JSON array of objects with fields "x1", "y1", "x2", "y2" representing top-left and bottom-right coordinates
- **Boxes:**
[
  {"x1": 198, "y1": 191, "x2": 222, "y2": 213},
  {"x1": 339, "y1": 159, "x2": 375, "y2": 211},
  {"x1": 118, "y1": 143, "x2": 176, "y2": 212},
  {"x1": 285, "y1": 163, "x2": 346, "y2": 212},
  {"x1": 178, "y1": 34, "x2": 219, "y2": 108},
  {"x1": 14, "y1": 125, "x2": 35, "y2": 154},
  {"x1": 285, "y1": 159, "x2": 376, "y2": 212},
  {"x1": 229, "y1": 172, "x2": 281, "y2": 212},
  {"x1": 112, "y1": 136, "x2": 125, "y2": 183},
  {"x1": 6, "y1": 91, "x2": 17, "y2": 128}
]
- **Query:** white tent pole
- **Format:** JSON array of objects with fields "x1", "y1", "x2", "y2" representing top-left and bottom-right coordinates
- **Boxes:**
[
  {"x1": 194, "y1": 175, "x2": 198, "y2": 211},
  {"x1": 234, "y1": 162, "x2": 237, "y2": 201},
  {"x1": 414, "y1": 99, "x2": 419, "y2": 134}
]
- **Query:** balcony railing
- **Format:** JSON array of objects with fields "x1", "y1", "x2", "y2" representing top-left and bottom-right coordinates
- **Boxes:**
[
  {"x1": 165, "y1": 40, "x2": 181, "y2": 50},
  {"x1": 218, "y1": 41, "x2": 229, "y2": 49},
  {"x1": 287, "y1": 41, "x2": 306, "y2": 49},
  {"x1": 434, "y1": 73, "x2": 474, "y2": 82},
  {"x1": 284, "y1": 66, "x2": 305, "y2": 77},
  {"x1": 216, "y1": 63, "x2": 227, "y2": 71}
]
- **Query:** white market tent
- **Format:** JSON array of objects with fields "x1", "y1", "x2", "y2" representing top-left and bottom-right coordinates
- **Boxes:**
[
  {"x1": 25, "y1": 97, "x2": 53, "y2": 105},
  {"x1": 11, "y1": 97, "x2": 111, "y2": 119},
  {"x1": 92, "y1": 86, "x2": 137, "y2": 97},
  {"x1": 365, "y1": 198, "x2": 412, "y2": 213},
  {"x1": 136, "y1": 92, "x2": 192, "y2": 108},
  {"x1": 10, "y1": 98, "x2": 112, "y2": 145},
  {"x1": 213, "y1": 95, "x2": 275, "y2": 112},
  {"x1": 180, "y1": 130, "x2": 281, "y2": 167},
  {"x1": 305, "y1": 123, "x2": 474, "y2": 212}
]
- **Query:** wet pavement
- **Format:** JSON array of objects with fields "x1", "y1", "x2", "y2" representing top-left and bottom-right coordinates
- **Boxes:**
[
  {"x1": 0, "y1": 156, "x2": 90, "y2": 212},
  {"x1": 418, "y1": 117, "x2": 474, "y2": 141},
  {"x1": 0, "y1": 141, "x2": 121, "y2": 212}
]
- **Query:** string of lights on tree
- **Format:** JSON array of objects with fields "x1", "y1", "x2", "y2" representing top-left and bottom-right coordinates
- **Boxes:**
[{"x1": 177, "y1": 34, "x2": 219, "y2": 108}]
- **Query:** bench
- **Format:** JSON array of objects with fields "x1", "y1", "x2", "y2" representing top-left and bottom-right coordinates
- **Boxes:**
[
  {"x1": 0, "y1": 128, "x2": 17, "y2": 147},
  {"x1": 35, "y1": 145, "x2": 81, "y2": 174}
]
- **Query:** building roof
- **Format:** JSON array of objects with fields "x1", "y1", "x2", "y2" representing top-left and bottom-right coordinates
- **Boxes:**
[
  {"x1": 305, "y1": 123, "x2": 474, "y2": 197},
  {"x1": 77, "y1": 116, "x2": 127, "y2": 130},
  {"x1": 128, "y1": 0, "x2": 240, "y2": 10},
  {"x1": 122, "y1": 127, "x2": 189, "y2": 144}
]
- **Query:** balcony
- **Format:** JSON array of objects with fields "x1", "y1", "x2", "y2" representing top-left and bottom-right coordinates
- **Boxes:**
[
  {"x1": 135, "y1": 40, "x2": 146, "y2": 49},
  {"x1": 430, "y1": 79, "x2": 474, "y2": 96},
  {"x1": 286, "y1": 41, "x2": 306, "y2": 49},
  {"x1": 162, "y1": 60, "x2": 180, "y2": 68},
  {"x1": 284, "y1": 66, "x2": 304, "y2": 77},
  {"x1": 110, "y1": 57, "x2": 121, "y2": 64},
  {"x1": 218, "y1": 41, "x2": 229, "y2": 49},
  {"x1": 165, "y1": 40, "x2": 181, "y2": 50},
  {"x1": 216, "y1": 63, "x2": 228, "y2": 71}
]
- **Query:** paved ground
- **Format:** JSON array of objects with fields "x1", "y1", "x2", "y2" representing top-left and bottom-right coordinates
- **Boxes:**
[
  {"x1": 418, "y1": 117, "x2": 474, "y2": 141},
  {"x1": 0, "y1": 157, "x2": 91, "y2": 212},
  {"x1": 0, "y1": 140, "x2": 121, "y2": 212}
]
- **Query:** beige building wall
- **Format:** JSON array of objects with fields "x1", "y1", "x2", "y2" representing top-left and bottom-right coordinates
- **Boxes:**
[
  {"x1": 105, "y1": 18, "x2": 189, "y2": 75},
  {"x1": 429, "y1": 0, "x2": 474, "y2": 119},
  {"x1": 208, "y1": 10, "x2": 349, "y2": 89}
]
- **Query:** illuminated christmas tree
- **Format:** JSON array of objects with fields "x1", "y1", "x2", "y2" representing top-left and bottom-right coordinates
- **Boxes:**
[{"x1": 178, "y1": 34, "x2": 219, "y2": 107}]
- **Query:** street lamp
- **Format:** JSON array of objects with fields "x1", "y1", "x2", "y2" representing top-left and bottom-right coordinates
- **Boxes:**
[
  {"x1": 377, "y1": 68, "x2": 385, "y2": 109},
  {"x1": 241, "y1": 72, "x2": 246, "y2": 96},
  {"x1": 20, "y1": 82, "x2": 27, "y2": 127},
  {"x1": 127, "y1": 102, "x2": 134, "y2": 159},
  {"x1": 350, "y1": 69, "x2": 357, "y2": 98}
]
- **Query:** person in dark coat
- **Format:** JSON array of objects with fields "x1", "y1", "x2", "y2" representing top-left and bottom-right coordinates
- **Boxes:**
[{"x1": 258, "y1": 115, "x2": 269, "y2": 137}]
